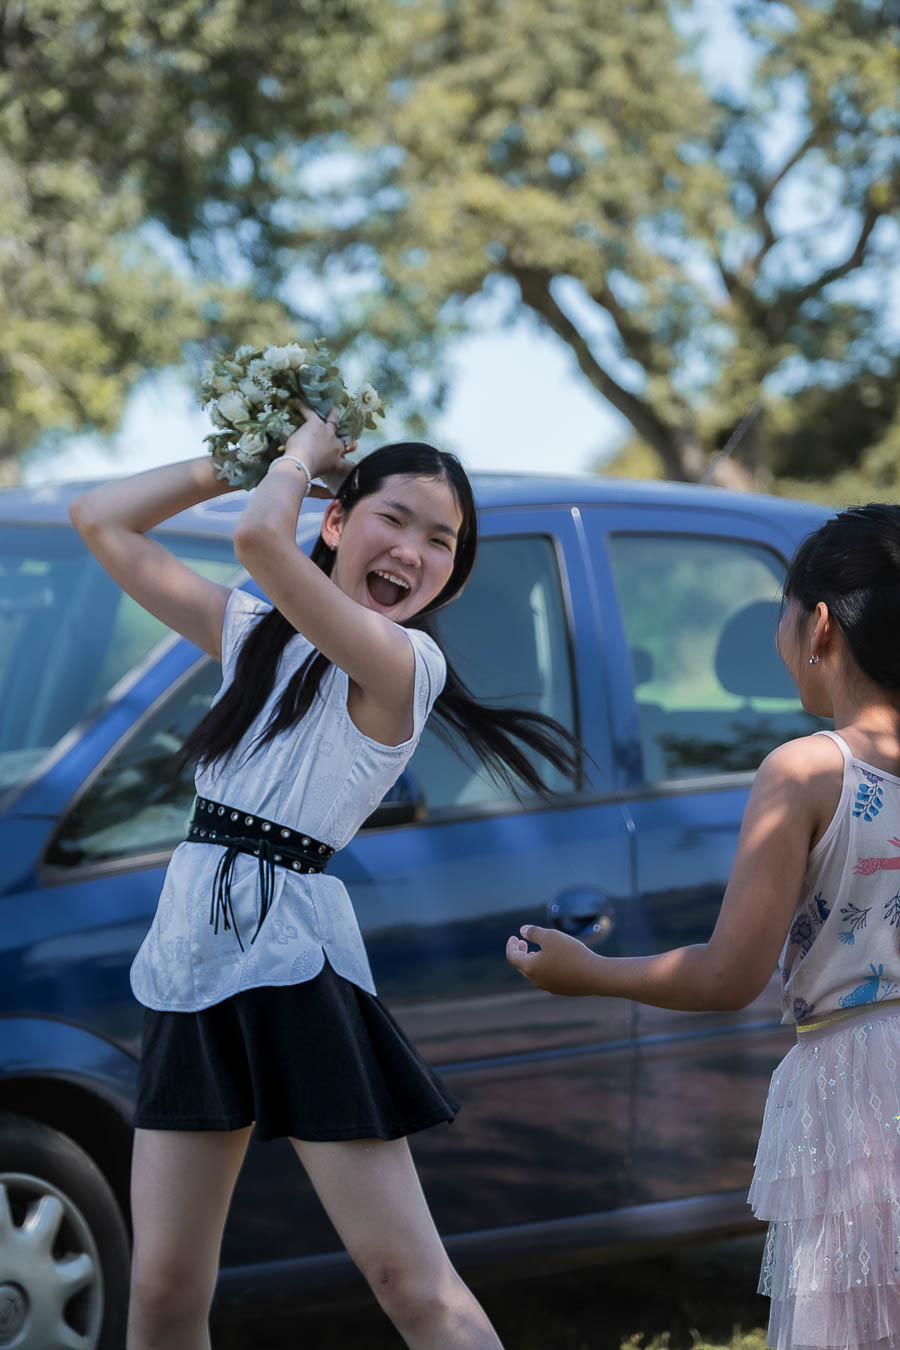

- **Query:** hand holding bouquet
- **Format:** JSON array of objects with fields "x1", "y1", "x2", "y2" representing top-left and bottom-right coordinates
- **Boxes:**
[{"x1": 197, "y1": 340, "x2": 385, "y2": 491}]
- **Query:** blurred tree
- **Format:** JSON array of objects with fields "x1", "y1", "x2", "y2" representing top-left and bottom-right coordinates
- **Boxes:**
[
  {"x1": 3, "y1": 0, "x2": 898, "y2": 489},
  {"x1": 0, "y1": 0, "x2": 393, "y2": 478},
  {"x1": 303, "y1": 0, "x2": 898, "y2": 489}
]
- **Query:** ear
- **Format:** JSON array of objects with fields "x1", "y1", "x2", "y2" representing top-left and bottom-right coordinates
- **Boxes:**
[
  {"x1": 322, "y1": 500, "x2": 346, "y2": 550},
  {"x1": 810, "y1": 601, "x2": 833, "y2": 659}
]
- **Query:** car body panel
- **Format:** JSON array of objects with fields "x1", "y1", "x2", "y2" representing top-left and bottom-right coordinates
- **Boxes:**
[{"x1": 0, "y1": 475, "x2": 831, "y2": 1295}]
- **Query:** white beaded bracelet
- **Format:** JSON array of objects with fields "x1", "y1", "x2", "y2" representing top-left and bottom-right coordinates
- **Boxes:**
[{"x1": 269, "y1": 454, "x2": 312, "y2": 496}]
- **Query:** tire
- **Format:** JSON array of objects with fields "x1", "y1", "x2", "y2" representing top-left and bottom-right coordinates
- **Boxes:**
[{"x1": 0, "y1": 1112, "x2": 130, "y2": 1350}]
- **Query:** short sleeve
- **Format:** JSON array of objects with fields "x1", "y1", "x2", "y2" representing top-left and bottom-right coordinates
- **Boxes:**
[
  {"x1": 403, "y1": 627, "x2": 447, "y2": 743},
  {"x1": 221, "y1": 588, "x2": 271, "y2": 680}
]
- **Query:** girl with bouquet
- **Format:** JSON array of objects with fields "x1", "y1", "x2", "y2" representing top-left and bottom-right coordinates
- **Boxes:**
[{"x1": 71, "y1": 405, "x2": 577, "y2": 1350}]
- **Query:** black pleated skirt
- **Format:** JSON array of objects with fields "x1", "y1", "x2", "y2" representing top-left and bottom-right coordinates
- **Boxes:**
[{"x1": 133, "y1": 961, "x2": 459, "y2": 1142}]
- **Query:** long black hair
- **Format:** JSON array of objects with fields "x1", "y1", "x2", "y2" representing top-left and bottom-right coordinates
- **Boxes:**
[
  {"x1": 176, "y1": 442, "x2": 580, "y2": 796},
  {"x1": 784, "y1": 503, "x2": 900, "y2": 690}
]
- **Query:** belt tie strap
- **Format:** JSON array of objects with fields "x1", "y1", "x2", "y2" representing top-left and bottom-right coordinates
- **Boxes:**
[{"x1": 186, "y1": 797, "x2": 335, "y2": 949}]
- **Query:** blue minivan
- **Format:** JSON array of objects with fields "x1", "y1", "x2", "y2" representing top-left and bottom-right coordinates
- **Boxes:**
[{"x1": 0, "y1": 474, "x2": 828, "y2": 1349}]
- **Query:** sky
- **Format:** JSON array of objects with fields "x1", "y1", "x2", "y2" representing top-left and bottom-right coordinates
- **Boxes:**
[{"x1": 23, "y1": 3, "x2": 761, "y2": 488}]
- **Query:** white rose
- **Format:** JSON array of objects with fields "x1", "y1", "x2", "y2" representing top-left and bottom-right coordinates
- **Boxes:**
[
  {"x1": 236, "y1": 431, "x2": 267, "y2": 463},
  {"x1": 263, "y1": 345, "x2": 293, "y2": 372},
  {"x1": 238, "y1": 378, "x2": 267, "y2": 406},
  {"x1": 234, "y1": 345, "x2": 256, "y2": 361},
  {"x1": 281, "y1": 343, "x2": 307, "y2": 368},
  {"x1": 264, "y1": 343, "x2": 307, "y2": 371},
  {"x1": 248, "y1": 359, "x2": 272, "y2": 384},
  {"x1": 209, "y1": 405, "x2": 230, "y2": 429},
  {"x1": 216, "y1": 391, "x2": 251, "y2": 424},
  {"x1": 212, "y1": 373, "x2": 236, "y2": 394}
]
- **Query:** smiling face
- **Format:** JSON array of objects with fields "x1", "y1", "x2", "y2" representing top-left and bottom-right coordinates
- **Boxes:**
[{"x1": 323, "y1": 472, "x2": 463, "y2": 622}]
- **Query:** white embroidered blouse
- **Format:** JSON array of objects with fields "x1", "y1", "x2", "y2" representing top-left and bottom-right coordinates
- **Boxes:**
[
  {"x1": 130, "y1": 587, "x2": 446, "y2": 1011},
  {"x1": 779, "y1": 730, "x2": 900, "y2": 1025}
]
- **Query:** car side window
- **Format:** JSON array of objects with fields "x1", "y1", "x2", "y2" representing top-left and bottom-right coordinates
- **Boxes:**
[
  {"x1": 0, "y1": 524, "x2": 238, "y2": 796},
  {"x1": 402, "y1": 535, "x2": 578, "y2": 815},
  {"x1": 46, "y1": 661, "x2": 222, "y2": 868},
  {"x1": 607, "y1": 533, "x2": 823, "y2": 782},
  {"x1": 48, "y1": 536, "x2": 578, "y2": 866}
]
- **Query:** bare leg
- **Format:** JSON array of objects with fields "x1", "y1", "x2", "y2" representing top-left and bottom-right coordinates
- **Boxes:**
[
  {"x1": 290, "y1": 1136, "x2": 503, "y2": 1349},
  {"x1": 127, "y1": 1126, "x2": 253, "y2": 1350}
]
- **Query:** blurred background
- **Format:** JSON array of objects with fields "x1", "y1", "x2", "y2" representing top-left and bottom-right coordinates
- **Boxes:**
[
  {"x1": 3, "y1": 4, "x2": 898, "y2": 1344},
  {"x1": 2, "y1": 0, "x2": 897, "y2": 498}
]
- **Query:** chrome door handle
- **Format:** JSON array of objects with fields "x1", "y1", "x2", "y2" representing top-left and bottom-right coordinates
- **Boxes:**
[{"x1": 547, "y1": 888, "x2": 616, "y2": 945}]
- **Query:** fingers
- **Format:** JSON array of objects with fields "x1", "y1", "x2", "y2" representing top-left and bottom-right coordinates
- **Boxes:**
[
  {"x1": 519, "y1": 924, "x2": 550, "y2": 945},
  {"x1": 505, "y1": 925, "x2": 552, "y2": 976},
  {"x1": 294, "y1": 398, "x2": 342, "y2": 437},
  {"x1": 505, "y1": 935, "x2": 532, "y2": 973}
]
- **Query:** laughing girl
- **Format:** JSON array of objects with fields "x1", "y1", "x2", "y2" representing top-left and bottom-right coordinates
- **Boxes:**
[{"x1": 71, "y1": 407, "x2": 577, "y2": 1350}]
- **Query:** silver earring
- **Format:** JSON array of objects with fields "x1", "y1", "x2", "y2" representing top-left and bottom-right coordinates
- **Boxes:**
[{"x1": 809, "y1": 655, "x2": 819, "y2": 665}]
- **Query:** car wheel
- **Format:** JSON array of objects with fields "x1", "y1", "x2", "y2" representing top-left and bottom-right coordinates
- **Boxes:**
[{"x1": 0, "y1": 1113, "x2": 129, "y2": 1350}]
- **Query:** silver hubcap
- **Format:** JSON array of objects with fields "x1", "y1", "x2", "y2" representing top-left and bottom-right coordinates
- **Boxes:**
[{"x1": 0, "y1": 1173, "x2": 103, "y2": 1349}]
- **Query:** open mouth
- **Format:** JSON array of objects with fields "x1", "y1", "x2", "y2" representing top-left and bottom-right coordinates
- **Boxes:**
[{"x1": 366, "y1": 570, "x2": 410, "y2": 609}]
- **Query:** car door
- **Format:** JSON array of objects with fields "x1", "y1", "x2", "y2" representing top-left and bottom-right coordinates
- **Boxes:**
[
  {"x1": 580, "y1": 502, "x2": 825, "y2": 1211},
  {"x1": 16, "y1": 504, "x2": 635, "y2": 1272},
  {"x1": 324, "y1": 506, "x2": 635, "y2": 1246}
]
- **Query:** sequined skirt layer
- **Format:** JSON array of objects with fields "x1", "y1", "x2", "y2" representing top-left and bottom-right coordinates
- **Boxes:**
[{"x1": 748, "y1": 1006, "x2": 900, "y2": 1350}]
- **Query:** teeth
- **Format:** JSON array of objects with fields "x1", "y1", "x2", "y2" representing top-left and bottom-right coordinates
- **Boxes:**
[{"x1": 373, "y1": 569, "x2": 410, "y2": 590}]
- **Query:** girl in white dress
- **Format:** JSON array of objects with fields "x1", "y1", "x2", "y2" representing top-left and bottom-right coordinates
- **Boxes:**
[
  {"x1": 508, "y1": 503, "x2": 900, "y2": 1350},
  {"x1": 71, "y1": 407, "x2": 577, "y2": 1350}
]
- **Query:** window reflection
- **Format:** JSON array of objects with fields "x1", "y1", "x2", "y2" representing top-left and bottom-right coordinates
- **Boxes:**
[
  {"x1": 608, "y1": 534, "x2": 824, "y2": 781},
  {"x1": 47, "y1": 663, "x2": 222, "y2": 866},
  {"x1": 405, "y1": 535, "x2": 578, "y2": 813},
  {"x1": 0, "y1": 525, "x2": 237, "y2": 793},
  {"x1": 50, "y1": 535, "x2": 579, "y2": 867}
]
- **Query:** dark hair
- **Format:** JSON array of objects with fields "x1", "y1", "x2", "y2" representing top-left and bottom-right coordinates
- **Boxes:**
[
  {"x1": 176, "y1": 442, "x2": 580, "y2": 796},
  {"x1": 784, "y1": 503, "x2": 900, "y2": 690}
]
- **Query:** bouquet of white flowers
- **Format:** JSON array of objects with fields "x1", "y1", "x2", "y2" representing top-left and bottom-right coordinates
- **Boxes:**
[{"x1": 197, "y1": 340, "x2": 385, "y2": 490}]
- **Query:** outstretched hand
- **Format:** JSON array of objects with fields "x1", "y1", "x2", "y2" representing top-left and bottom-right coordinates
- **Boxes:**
[{"x1": 505, "y1": 925, "x2": 602, "y2": 996}]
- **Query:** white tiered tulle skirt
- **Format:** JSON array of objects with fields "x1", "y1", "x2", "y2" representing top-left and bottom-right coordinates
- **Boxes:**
[{"x1": 748, "y1": 1004, "x2": 900, "y2": 1350}]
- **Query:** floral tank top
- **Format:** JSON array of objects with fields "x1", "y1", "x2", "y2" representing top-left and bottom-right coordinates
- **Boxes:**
[{"x1": 779, "y1": 730, "x2": 900, "y2": 1026}]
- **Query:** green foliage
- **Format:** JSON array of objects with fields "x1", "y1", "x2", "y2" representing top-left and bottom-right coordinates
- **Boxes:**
[
  {"x1": 319, "y1": 0, "x2": 898, "y2": 485},
  {"x1": 3, "y1": 0, "x2": 898, "y2": 487},
  {"x1": 595, "y1": 438, "x2": 666, "y2": 482},
  {"x1": 197, "y1": 340, "x2": 384, "y2": 487},
  {"x1": 0, "y1": 0, "x2": 390, "y2": 472}
]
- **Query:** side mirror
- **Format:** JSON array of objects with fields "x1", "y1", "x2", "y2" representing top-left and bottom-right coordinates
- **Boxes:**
[{"x1": 362, "y1": 769, "x2": 427, "y2": 829}]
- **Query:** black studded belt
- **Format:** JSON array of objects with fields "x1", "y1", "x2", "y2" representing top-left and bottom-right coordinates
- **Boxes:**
[{"x1": 187, "y1": 797, "x2": 335, "y2": 951}]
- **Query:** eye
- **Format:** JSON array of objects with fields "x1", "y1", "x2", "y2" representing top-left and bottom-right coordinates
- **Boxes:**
[
  {"x1": 379, "y1": 514, "x2": 401, "y2": 526},
  {"x1": 432, "y1": 537, "x2": 452, "y2": 550}
]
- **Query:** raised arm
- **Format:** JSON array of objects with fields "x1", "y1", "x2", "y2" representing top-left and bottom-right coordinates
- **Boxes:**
[
  {"x1": 232, "y1": 414, "x2": 421, "y2": 724},
  {"x1": 507, "y1": 735, "x2": 843, "y2": 1011},
  {"x1": 69, "y1": 457, "x2": 239, "y2": 662}
]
